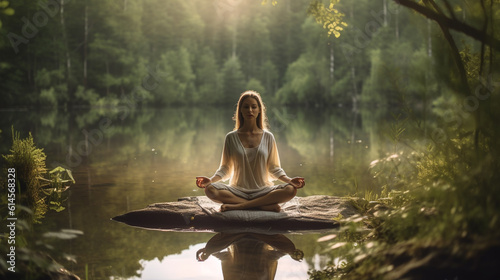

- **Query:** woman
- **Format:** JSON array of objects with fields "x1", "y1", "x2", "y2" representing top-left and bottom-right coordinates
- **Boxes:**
[
  {"x1": 196, "y1": 232, "x2": 304, "y2": 279},
  {"x1": 196, "y1": 90, "x2": 305, "y2": 212}
]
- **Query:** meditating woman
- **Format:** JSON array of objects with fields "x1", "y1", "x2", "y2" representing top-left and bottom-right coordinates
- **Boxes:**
[
  {"x1": 196, "y1": 90, "x2": 305, "y2": 212},
  {"x1": 196, "y1": 232, "x2": 304, "y2": 279}
]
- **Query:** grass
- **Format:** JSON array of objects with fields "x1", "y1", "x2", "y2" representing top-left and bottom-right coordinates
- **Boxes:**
[{"x1": 310, "y1": 109, "x2": 500, "y2": 279}]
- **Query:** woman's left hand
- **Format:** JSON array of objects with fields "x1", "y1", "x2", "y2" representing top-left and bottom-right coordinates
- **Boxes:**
[
  {"x1": 196, "y1": 176, "x2": 211, "y2": 188},
  {"x1": 289, "y1": 177, "x2": 305, "y2": 189}
]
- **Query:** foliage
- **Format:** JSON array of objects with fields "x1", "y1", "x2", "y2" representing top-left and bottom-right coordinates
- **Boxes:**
[
  {"x1": 1, "y1": 128, "x2": 75, "y2": 222},
  {"x1": 0, "y1": 0, "x2": 428, "y2": 108},
  {"x1": 1, "y1": 0, "x2": 497, "y2": 109},
  {"x1": 194, "y1": 47, "x2": 220, "y2": 102},
  {"x1": 307, "y1": 0, "x2": 347, "y2": 38},
  {"x1": 0, "y1": 1, "x2": 14, "y2": 29},
  {"x1": 74, "y1": 85, "x2": 101, "y2": 106},
  {"x1": 41, "y1": 166, "x2": 75, "y2": 212},
  {"x1": 276, "y1": 47, "x2": 329, "y2": 105},
  {"x1": 39, "y1": 88, "x2": 58, "y2": 108},
  {"x1": 221, "y1": 56, "x2": 246, "y2": 103},
  {"x1": 0, "y1": 209, "x2": 82, "y2": 280},
  {"x1": 246, "y1": 77, "x2": 266, "y2": 95},
  {"x1": 155, "y1": 47, "x2": 197, "y2": 105},
  {"x1": 311, "y1": 5, "x2": 500, "y2": 269},
  {"x1": 361, "y1": 33, "x2": 437, "y2": 107},
  {"x1": 2, "y1": 128, "x2": 47, "y2": 222},
  {"x1": 265, "y1": 0, "x2": 347, "y2": 38},
  {"x1": 0, "y1": 128, "x2": 79, "y2": 278},
  {"x1": 313, "y1": 83, "x2": 500, "y2": 278}
]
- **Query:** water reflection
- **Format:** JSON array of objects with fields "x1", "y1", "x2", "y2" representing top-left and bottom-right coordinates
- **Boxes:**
[
  {"x1": 197, "y1": 232, "x2": 303, "y2": 280},
  {"x1": 0, "y1": 106, "x2": 424, "y2": 279}
]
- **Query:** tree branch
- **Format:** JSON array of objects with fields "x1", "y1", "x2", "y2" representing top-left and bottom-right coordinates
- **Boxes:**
[
  {"x1": 394, "y1": 0, "x2": 500, "y2": 50},
  {"x1": 442, "y1": 0, "x2": 457, "y2": 21}
]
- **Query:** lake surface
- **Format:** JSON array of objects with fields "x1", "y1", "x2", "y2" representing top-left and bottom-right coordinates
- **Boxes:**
[{"x1": 0, "y1": 105, "x2": 421, "y2": 279}]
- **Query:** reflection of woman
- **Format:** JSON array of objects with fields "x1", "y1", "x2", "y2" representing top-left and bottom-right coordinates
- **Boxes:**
[
  {"x1": 196, "y1": 91, "x2": 305, "y2": 212},
  {"x1": 196, "y1": 232, "x2": 304, "y2": 279}
]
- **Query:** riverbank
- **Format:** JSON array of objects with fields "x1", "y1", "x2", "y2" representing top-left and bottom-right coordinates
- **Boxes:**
[{"x1": 310, "y1": 135, "x2": 500, "y2": 279}]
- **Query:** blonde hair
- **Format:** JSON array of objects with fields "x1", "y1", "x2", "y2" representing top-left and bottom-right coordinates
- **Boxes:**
[{"x1": 233, "y1": 91, "x2": 269, "y2": 131}]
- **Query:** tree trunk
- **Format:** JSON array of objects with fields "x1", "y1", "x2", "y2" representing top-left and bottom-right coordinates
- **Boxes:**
[
  {"x1": 349, "y1": 1, "x2": 357, "y2": 110},
  {"x1": 351, "y1": 65, "x2": 358, "y2": 110},
  {"x1": 106, "y1": 60, "x2": 110, "y2": 95},
  {"x1": 232, "y1": 21, "x2": 237, "y2": 58},
  {"x1": 383, "y1": 0, "x2": 388, "y2": 26},
  {"x1": 330, "y1": 44, "x2": 334, "y2": 80},
  {"x1": 330, "y1": 130, "x2": 334, "y2": 164},
  {"x1": 60, "y1": 0, "x2": 71, "y2": 85},
  {"x1": 84, "y1": 3, "x2": 88, "y2": 88},
  {"x1": 427, "y1": 19, "x2": 432, "y2": 57},
  {"x1": 395, "y1": 5, "x2": 399, "y2": 40},
  {"x1": 231, "y1": 8, "x2": 238, "y2": 58}
]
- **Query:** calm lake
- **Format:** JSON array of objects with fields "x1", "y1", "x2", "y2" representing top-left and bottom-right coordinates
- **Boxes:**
[{"x1": 0, "y1": 105, "x2": 423, "y2": 279}]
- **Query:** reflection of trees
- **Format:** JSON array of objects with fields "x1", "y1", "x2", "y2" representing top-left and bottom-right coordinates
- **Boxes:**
[
  {"x1": 197, "y1": 232, "x2": 303, "y2": 280},
  {"x1": 277, "y1": 107, "x2": 432, "y2": 197},
  {"x1": 37, "y1": 212, "x2": 215, "y2": 279},
  {"x1": 278, "y1": 108, "x2": 373, "y2": 196},
  {"x1": 2, "y1": 106, "x2": 433, "y2": 279},
  {"x1": 37, "y1": 107, "x2": 236, "y2": 279}
]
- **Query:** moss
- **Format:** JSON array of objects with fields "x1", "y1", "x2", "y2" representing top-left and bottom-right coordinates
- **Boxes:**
[{"x1": 2, "y1": 128, "x2": 47, "y2": 222}]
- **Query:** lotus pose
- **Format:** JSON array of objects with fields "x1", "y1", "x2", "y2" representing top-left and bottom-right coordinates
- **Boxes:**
[
  {"x1": 196, "y1": 90, "x2": 305, "y2": 212},
  {"x1": 196, "y1": 232, "x2": 304, "y2": 279}
]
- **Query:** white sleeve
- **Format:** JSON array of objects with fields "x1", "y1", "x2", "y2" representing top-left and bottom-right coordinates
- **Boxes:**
[
  {"x1": 267, "y1": 132, "x2": 286, "y2": 180},
  {"x1": 213, "y1": 134, "x2": 233, "y2": 181}
]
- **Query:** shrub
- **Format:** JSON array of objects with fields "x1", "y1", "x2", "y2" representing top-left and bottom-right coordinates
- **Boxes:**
[{"x1": 2, "y1": 128, "x2": 47, "y2": 222}]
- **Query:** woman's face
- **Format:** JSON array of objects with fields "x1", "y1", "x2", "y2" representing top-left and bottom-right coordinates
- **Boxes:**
[{"x1": 240, "y1": 97, "x2": 260, "y2": 122}]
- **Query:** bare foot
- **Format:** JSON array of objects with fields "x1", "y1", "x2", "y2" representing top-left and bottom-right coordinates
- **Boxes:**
[
  {"x1": 220, "y1": 204, "x2": 241, "y2": 212},
  {"x1": 258, "y1": 204, "x2": 281, "y2": 212}
]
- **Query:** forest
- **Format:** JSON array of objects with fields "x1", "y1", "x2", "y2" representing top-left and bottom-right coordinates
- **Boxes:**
[
  {"x1": 0, "y1": 0, "x2": 478, "y2": 108},
  {"x1": 1, "y1": 0, "x2": 500, "y2": 279}
]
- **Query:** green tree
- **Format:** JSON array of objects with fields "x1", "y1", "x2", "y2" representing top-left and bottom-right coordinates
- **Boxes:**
[
  {"x1": 257, "y1": 60, "x2": 279, "y2": 97},
  {"x1": 246, "y1": 78, "x2": 266, "y2": 95},
  {"x1": 194, "y1": 47, "x2": 220, "y2": 102},
  {"x1": 87, "y1": 0, "x2": 145, "y2": 98},
  {"x1": 154, "y1": 47, "x2": 196, "y2": 105},
  {"x1": 221, "y1": 56, "x2": 246, "y2": 103},
  {"x1": 275, "y1": 18, "x2": 330, "y2": 105}
]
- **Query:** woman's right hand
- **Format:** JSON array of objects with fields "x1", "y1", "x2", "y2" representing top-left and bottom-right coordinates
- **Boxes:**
[
  {"x1": 289, "y1": 177, "x2": 305, "y2": 189},
  {"x1": 196, "y1": 176, "x2": 211, "y2": 188},
  {"x1": 196, "y1": 248, "x2": 209, "y2": 261}
]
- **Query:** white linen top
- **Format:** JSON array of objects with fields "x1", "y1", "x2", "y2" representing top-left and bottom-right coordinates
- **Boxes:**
[{"x1": 213, "y1": 130, "x2": 287, "y2": 193}]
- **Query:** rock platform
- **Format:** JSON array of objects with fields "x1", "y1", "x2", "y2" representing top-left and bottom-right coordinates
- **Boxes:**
[{"x1": 112, "y1": 195, "x2": 358, "y2": 234}]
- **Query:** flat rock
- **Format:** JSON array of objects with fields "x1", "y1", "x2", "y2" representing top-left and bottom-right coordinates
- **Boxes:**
[{"x1": 112, "y1": 195, "x2": 358, "y2": 234}]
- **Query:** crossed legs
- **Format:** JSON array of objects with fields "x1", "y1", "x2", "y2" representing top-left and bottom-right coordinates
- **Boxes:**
[{"x1": 204, "y1": 185, "x2": 297, "y2": 212}]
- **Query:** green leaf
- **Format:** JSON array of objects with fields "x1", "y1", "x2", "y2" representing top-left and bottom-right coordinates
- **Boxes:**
[
  {"x1": 62, "y1": 229, "x2": 84, "y2": 235},
  {"x1": 3, "y1": 7, "x2": 14, "y2": 15},
  {"x1": 43, "y1": 231, "x2": 79, "y2": 239},
  {"x1": 332, "y1": 213, "x2": 343, "y2": 221},
  {"x1": 49, "y1": 166, "x2": 66, "y2": 174},
  {"x1": 50, "y1": 205, "x2": 66, "y2": 212},
  {"x1": 66, "y1": 169, "x2": 75, "y2": 183}
]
